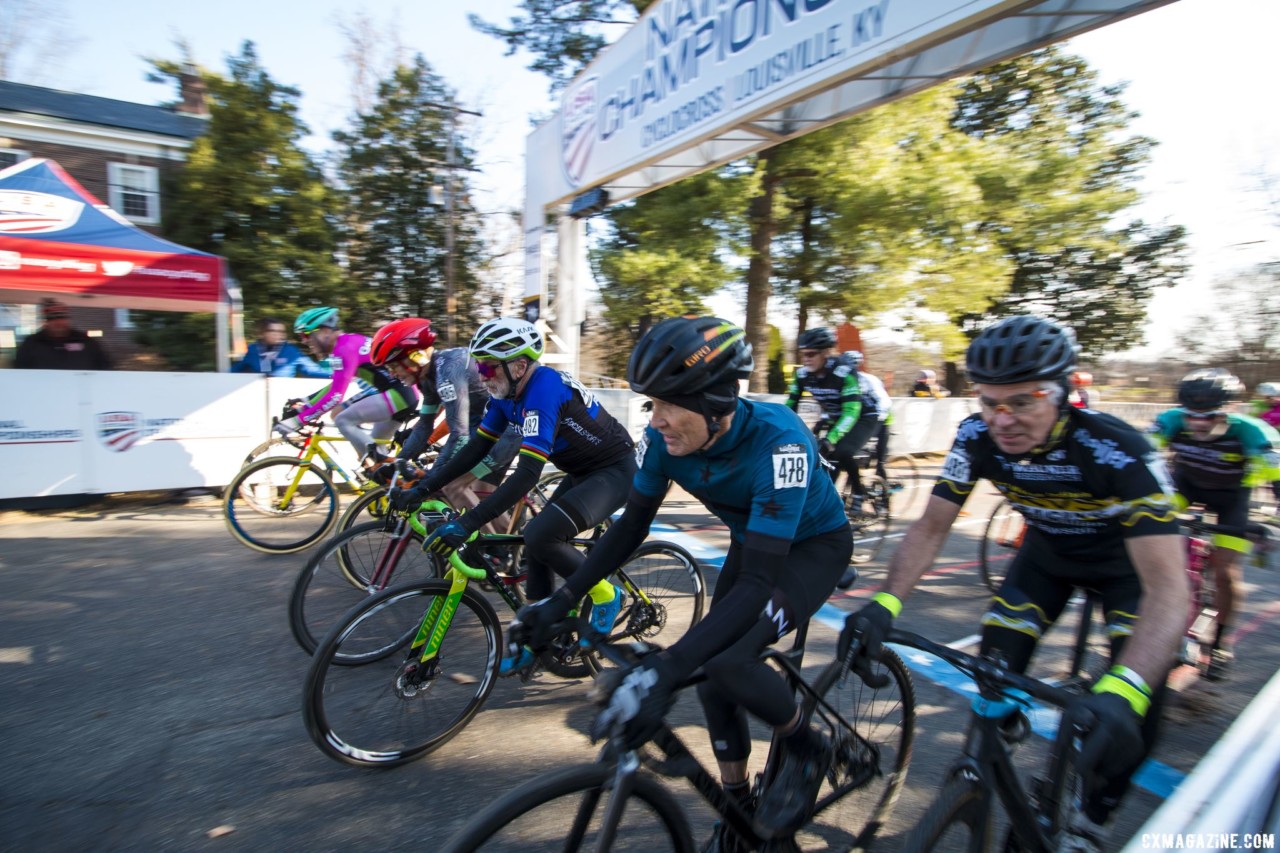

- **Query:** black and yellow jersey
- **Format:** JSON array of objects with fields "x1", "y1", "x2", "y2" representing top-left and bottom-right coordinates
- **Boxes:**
[{"x1": 935, "y1": 408, "x2": 1179, "y2": 563}]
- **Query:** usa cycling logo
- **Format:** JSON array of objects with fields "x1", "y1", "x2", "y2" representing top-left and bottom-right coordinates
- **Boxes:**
[
  {"x1": 96, "y1": 412, "x2": 144, "y2": 452},
  {"x1": 0, "y1": 190, "x2": 85, "y2": 233},
  {"x1": 561, "y1": 76, "x2": 598, "y2": 187}
]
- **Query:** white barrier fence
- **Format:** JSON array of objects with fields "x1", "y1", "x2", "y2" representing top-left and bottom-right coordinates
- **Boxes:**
[{"x1": 0, "y1": 370, "x2": 1167, "y2": 501}]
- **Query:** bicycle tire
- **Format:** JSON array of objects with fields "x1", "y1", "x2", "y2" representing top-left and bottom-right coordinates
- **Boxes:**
[
  {"x1": 241, "y1": 434, "x2": 297, "y2": 467},
  {"x1": 885, "y1": 453, "x2": 925, "y2": 517},
  {"x1": 303, "y1": 580, "x2": 502, "y2": 767},
  {"x1": 222, "y1": 457, "x2": 340, "y2": 554},
  {"x1": 799, "y1": 647, "x2": 915, "y2": 851},
  {"x1": 612, "y1": 541, "x2": 706, "y2": 647},
  {"x1": 335, "y1": 485, "x2": 390, "y2": 536},
  {"x1": 978, "y1": 498, "x2": 1023, "y2": 593},
  {"x1": 440, "y1": 762, "x2": 697, "y2": 853},
  {"x1": 902, "y1": 776, "x2": 989, "y2": 853},
  {"x1": 848, "y1": 476, "x2": 891, "y2": 564},
  {"x1": 288, "y1": 520, "x2": 438, "y2": 656}
]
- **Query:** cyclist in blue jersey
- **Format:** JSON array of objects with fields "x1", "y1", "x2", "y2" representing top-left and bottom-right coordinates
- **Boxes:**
[
  {"x1": 1147, "y1": 367, "x2": 1280, "y2": 679},
  {"x1": 839, "y1": 315, "x2": 1189, "y2": 853},
  {"x1": 368, "y1": 317, "x2": 520, "y2": 534},
  {"x1": 511, "y1": 316, "x2": 852, "y2": 850},
  {"x1": 388, "y1": 318, "x2": 636, "y2": 672}
]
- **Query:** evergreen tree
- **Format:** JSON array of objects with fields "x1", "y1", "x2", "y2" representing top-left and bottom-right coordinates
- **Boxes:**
[
  {"x1": 332, "y1": 55, "x2": 486, "y2": 345},
  {"x1": 140, "y1": 43, "x2": 341, "y2": 370}
]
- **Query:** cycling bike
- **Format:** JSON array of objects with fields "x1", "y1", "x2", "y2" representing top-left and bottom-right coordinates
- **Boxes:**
[
  {"x1": 814, "y1": 419, "x2": 896, "y2": 565},
  {"x1": 441, "y1": 619, "x2": 915, "y2": 852},
  {"x1": 221, "y1": 422, "x2": 398, "y2": 554},
  {"x1": 879, "y1": 628, "x2": 1094, "y2": 852},
  {"x1": 288, "y1": 470, "x2": 612, "y2": 657},
  {"x1": 301, "y1": 503, "x2": 708, "y2": 767}
]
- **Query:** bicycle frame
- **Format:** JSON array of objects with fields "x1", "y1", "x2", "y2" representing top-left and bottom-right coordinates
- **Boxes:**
[{"x1": 885, "y1": 628, "x2": 1083, "y2": 852}]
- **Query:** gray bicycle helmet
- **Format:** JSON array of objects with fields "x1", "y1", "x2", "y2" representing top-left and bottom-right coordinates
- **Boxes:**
[
  {"x1": 966, "y1": 316, "x2": 1078, "y2": 385},
  {"x1": 1178, "y1": 368, "x2": 1243, "y2": 411},
  {"x1": 797, "y1": 327, "x2": 836, "y2": 351}
]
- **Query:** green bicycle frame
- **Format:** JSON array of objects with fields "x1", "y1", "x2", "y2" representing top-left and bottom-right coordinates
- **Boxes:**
[{"x1": 406, "y1": 500, "x2": 488, "y2": 665}]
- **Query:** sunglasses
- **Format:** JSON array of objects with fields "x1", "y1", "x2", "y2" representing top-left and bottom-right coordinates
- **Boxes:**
[
  {"x1": 977, "y1": 389, "x2": 1051, "y2": 416},
  {"x1": 1180, "y1": 408, "x2": 1224, "y2": 420},
  {"x1": 476, "y1": 360, "x2": 501, "y2": 378},
  {"x1": 799, "y1": 350, "x2": 823, "y2": 358}
]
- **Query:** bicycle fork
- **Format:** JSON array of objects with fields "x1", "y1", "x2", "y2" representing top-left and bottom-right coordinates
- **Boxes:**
[{"x1": 396, "y1": 571, "x2": 470, "y2": 695}]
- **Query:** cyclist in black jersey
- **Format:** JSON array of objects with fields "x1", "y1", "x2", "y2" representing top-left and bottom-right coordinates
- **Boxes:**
[
  {"x1": 838, "y1": 315, "x2": 1189, "y2": 853},
  {"x1": 388, "y1": 318, "x2": 636, "y2": 674},
  {"x1": 786, "y1": 328, "x2": 881, "y2": 510},
  {"x1": 509, "y1": 317, "x2": 851, "y2": 850}
]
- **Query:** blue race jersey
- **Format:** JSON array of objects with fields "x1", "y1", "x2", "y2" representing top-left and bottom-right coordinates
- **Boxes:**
[
  {"x1": 476, "y1": 365, "x2": 633, "y2": 476},
  {"x1": 635, "y1": 397, "x2": 847, "y2": 554}
]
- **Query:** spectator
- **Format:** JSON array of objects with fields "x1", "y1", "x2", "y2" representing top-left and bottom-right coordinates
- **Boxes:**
[
  {"x1": 911, "y1": 369, "x2": 945, "y2": 397},
  {"x1": 14, "y1": 299, "x2": 113, "y2": 370},
  {"x1": 231, "y1": 317, "x2": 332, "y2": 377}
]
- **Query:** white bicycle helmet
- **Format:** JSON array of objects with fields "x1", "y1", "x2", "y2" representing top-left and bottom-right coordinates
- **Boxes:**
[
  {"x1": 1258, "y1": 382, "x2": 1280, "y2": 398},
  {"x1": 469, "y1": 318, "x2": 544, "y2": 362}
]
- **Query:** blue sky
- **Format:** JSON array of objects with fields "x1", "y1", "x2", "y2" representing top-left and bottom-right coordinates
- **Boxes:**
[{"x1": 30, "y1": 0, "x2": 1280, "y2": 357}]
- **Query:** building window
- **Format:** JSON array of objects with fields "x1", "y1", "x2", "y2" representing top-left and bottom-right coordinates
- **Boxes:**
[
  {"x1": 0, "y1": 149, "x2": 31, "y2": 169},
  {"x1": 114, "y1": 308, "x2": 134, "y2": 330},
  {"x1": 107, "y1": 163, "x2": 160, "y2": 224}
]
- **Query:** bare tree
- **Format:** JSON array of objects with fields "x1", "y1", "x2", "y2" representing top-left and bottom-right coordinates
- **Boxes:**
[
  {"x1": 0, "y1": 0, "x2": 81, "y2": 85},
  {"x1": 333, "y1": 10, "x2": 406, "y2": 116}
]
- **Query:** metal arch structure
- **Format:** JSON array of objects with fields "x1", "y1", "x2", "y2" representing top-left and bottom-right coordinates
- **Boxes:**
[{"x1": 523, "y1": 0, "x2": 1178, "y2": 372}]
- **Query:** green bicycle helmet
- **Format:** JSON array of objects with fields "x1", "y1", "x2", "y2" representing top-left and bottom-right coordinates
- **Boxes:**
[{"x1": 295, "y1": 307, "x2": 339, "y2": 335}]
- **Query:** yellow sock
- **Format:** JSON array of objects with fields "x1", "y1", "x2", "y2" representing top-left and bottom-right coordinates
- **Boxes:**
[{"x1": 588, "y1": 580, "x2": 617, "y2": 605}]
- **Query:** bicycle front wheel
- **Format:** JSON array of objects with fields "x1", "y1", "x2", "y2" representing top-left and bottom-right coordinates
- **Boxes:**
[
  {"x1": 613, "y1": 541, "x2": 706, "y2": 647},
  {"x1": 800, "y1": 647, "x2": 915, "y2": 851},
  {"x1": 288, "y1": 520, "x2": 438, "y2": 656},
  {"x1": 848, "y1": 477, "x2": 892, "y2": 564},
  {"x1": 978, "y1": 498, "x2": 1023, "y2": 593},
  {"x1": 303, "y1": 580, "x2": 501, "y2": 767},
  {"x1": 222, "y1": 457, "x2": 340, "y2": 553},
  {"x1": 902, "y1": 776, "x2": 989, "y2": 852},
  {"x1": 441, "y1": 763, "x2": 696, "y2": 853}
]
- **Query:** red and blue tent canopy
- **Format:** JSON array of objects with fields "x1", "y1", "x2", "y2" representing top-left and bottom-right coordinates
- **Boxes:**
[{"x1": 0, "y1": 157, "x2": 228, "y2": 312}]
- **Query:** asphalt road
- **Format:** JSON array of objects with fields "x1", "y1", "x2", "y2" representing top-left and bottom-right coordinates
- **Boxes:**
[{"x1": 2, "y1": 463, "x2": 1278, "y2": 852}]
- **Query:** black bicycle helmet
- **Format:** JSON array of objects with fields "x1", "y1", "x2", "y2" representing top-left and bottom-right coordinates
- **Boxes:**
[
  {"x1": 629, "y1": 316, "x2": 753, "y2": 398},
  {"x1": 797, "y1": 327, "x2": 836, "y2": 351},
  {"x1": 1178, "y1": 368, "x2": 1243, "y2": 411},
  {"x1": 965, "y1": 315, "x2": 1078, "y2": 385}
]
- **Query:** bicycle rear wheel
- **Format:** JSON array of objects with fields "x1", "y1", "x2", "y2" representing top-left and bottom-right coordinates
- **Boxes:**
[
  {"x1": 799, "y1": 647, "x2": 915, "y2": 851},
  {"x1": 612, "y1": 541, "x2": 706, "y2": 647},
  {"x1": 978, "y1": 498, "x2": 1023, "y2": 593},
  {"x1": 335, "y1": 485, "x2": 390, "y2": 536},
  {"x1": 885, "y1": 453, "x2": 925, "y2": 517},
  {"x1": 441, "y1": 763, "x2": 696, "y2": 853},
  {"x1": 222, "y1": 457, "x2": 340, "y2": 553},
  {"x1": 288, "y1": 520, "x2": 439, "y2": 656},
  {"x1": 902, "y1": 776, "x2": 989, "y2": 852},
  {"x1": 848, "y1": 477, "x2": 891, "y2": 564},
  {"x1": 303, "y1": 580, "x2": 501, "y2": 767}
]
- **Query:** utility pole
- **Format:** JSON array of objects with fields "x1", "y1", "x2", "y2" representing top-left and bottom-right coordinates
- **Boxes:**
[{"x1": 428, "y1": 99, "x2": 481, "y2": 346}]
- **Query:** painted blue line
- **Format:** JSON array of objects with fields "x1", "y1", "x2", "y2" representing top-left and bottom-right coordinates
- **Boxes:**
[{"x1": 661, "y1": 535, "x2": 1184, "y2": 799}]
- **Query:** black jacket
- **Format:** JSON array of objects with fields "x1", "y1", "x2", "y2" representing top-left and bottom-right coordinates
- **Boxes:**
[{"x1": 14, "y1": 329, "x2": 114, "y2": 370}]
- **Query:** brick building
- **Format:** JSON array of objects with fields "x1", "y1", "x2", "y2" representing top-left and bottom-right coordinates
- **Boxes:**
[{"x1": 0, "y1": 73, "x2": 209, "y2": 368}]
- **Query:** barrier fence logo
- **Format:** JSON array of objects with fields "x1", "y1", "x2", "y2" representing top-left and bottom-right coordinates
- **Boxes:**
[{"x1": 96, "y1": 411, "x2": 144, "y2": 452}]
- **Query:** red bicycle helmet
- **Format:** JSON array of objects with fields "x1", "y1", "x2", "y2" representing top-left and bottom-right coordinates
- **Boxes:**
[{"x1": 370, "y1": 318, "x2": 437, "y2": 366}]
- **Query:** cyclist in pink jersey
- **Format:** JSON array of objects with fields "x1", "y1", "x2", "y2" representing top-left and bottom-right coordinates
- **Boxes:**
[{"x1": 274, "y1": 307, "x2": 417, "y2": 458}]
